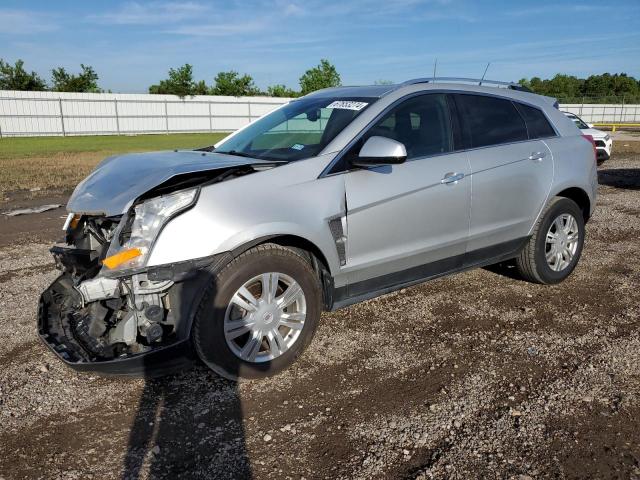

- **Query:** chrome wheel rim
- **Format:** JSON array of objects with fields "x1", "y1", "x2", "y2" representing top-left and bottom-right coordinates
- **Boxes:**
[
  {"x1": 224, "y1": 272, "x2": 306, "y2": 363},
  {"x1": 545, "y1": 213, "x2": 579, "y2": 272}
]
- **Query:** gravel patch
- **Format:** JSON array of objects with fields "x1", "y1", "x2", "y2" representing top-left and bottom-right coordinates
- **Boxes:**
[{"x1": 1, "y1": 151, "x2": 639, "y2": 479}]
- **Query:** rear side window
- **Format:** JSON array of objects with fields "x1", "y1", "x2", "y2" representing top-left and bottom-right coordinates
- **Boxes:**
[
  {"x1": 455, "y1": 94, "x2": 528, "y2": 148},
  {"x1": 514, "y1": 102, "x2": 557, "y2": 139}
]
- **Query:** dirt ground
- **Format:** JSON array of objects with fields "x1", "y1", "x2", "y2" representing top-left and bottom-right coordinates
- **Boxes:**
[
  {"x1": 0, "y1": 133, "x2": 226, "y2": 202},
  {"x1": 1, "y1": 146, "x2": 639, "y2": 480}
]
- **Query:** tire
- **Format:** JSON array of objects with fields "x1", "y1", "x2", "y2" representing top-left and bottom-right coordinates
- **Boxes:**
[
  {"x1": 193, "y1": 243, "x2": 322, "y2": 380},
  {"x1": 516, "y1": 197, "x2": 585, "y2": 284}
]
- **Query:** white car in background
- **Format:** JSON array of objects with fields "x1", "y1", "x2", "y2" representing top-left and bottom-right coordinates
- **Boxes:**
[{"x1": 563, "y1": 111, "x2": 612, "y2": 162}]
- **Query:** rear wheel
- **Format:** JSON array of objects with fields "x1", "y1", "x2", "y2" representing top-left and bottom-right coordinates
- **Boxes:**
[
  {"x1": 193, "y1": 243, "x2": 322, "y2": 380},
  {"x1": 516, "y1": 197, "x2": 585, "y2": 284}
]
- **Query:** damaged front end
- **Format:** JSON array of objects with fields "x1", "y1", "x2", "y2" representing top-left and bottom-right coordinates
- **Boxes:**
[
  {"x1": 38, "y1": 210, "x2": 207, "y2": 376},
  {"x1": 38, "y1": 151, "x2": 281, "y2": 376}
]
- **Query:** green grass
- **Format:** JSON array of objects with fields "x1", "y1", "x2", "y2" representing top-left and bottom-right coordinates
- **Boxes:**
[
  {"x1": 0, "y1": 133, "x2": 230, "y2": 200},
  {"x1": 0, "y1": 132, "x2": 228, "y2": 159}
]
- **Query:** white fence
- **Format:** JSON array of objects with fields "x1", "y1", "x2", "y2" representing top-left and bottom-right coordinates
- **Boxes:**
[
  {"x1": 0, "y1": 90, "x2": 639, "y2": 138},
  {"x1": 561, "y1": 103, "x2": 640, "y2": 124},
  {"x1": 0, "y1": 90, "x2": 291, "y2": 137}
]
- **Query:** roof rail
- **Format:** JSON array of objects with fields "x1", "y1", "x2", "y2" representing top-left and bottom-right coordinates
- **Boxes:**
[{"x1": 400, "y1": 77, "x2": 531, "y2": 92}]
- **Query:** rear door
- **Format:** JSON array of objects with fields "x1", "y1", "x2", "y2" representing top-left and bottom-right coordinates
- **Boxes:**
[
  {"x1": 453, "y1": 94, "x2": 554, "y2": 255},
  {"x1": 343, "y1": 93, "x2": 471, "y2": 294}
]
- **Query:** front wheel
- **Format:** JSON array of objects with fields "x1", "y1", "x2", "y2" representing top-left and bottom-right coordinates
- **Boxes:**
[
  {"x1": 193, "y1": 243, "x2": 322, "y2": 380},
  {"x1": 516, "y1": 197, "x2": 585, "y2": 284}
]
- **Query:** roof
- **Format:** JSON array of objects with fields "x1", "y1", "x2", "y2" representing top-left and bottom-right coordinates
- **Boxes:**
[
  {"x1": 303, "y1": 84, "x2": 397, "y2": 99},
  {"x1": 304, "y1": 77, "x2": 556, "y2": 109}
]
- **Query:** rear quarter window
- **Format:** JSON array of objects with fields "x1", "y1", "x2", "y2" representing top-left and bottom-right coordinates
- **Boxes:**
[
  {"x1": 455, "y1": 94, "x2": 528, "y2": 148},
  {"x1": 514, "y1": 102, "x2": 557, "y2": 139}
]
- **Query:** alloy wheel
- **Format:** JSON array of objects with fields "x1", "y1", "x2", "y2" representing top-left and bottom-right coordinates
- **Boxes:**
[
  {"x1": 545, "y1": 213, "x2": 580, "y2": 272},
  {"x1": 223, "y1": 272, "x2": 306, "y2": 363}
]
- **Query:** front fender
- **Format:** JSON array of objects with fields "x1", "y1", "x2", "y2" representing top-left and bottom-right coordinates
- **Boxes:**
[
  {"x1": 147, "y1": 158, "x2": 345, "y2": 275},
  {"x1": 149, "y1": 219, "x2": 340, "y2": 274}
]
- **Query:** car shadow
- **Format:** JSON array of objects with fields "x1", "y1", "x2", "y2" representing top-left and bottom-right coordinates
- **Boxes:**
[
  {"x1": 483, "y1": 259, "x2": 524, "y2": 281},
  {"x1": 121, "y1": 369, "x2": 252, "y2": 480},
  {"x1": 121, "y1": 271, "x2": 253, "y2": 480},
  {"x1": 598, "y1": 168, "x2": 640, "y2": 190}
]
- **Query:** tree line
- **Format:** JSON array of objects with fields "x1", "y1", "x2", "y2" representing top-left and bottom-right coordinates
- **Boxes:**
[
  {"x1": 2, "y1": 57, "x2": 638, "y2": 103},
  {"x1": 519, "y1": 73, "x2": 640, "y2": 103},
  {"x1": 0, "y1": 59, "x2": 102, "y2": 92},
  {"x1": 147, "y1": 59, "x2": 340, "y2": 97},
  {"x1": 0, "y1": 58, "x2": 341, "y2": 97}
]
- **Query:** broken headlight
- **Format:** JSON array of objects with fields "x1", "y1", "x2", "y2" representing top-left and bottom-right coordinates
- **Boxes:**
[{"x1": 102, "y1": 188, "x2": 198, "y2": 272}]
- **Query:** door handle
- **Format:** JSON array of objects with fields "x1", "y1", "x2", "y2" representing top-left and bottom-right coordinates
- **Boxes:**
[
  {"x1": 441, "y1": 172, "x2": 465, "y2": 185},
  {"x1": 529, "y1": 151, "x2": 546, "y2": 161}
]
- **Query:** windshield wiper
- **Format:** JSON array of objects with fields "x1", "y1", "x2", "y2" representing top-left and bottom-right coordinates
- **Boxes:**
[
  {"x1": 216, "y1": 150, "x2": 289, "y2": 163},
  {"x1": 216, "y1": 150, "x2": 256, "y2": 158}
]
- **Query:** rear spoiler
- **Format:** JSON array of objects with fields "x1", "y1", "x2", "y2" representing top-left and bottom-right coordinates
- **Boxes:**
[{"x1": 539, "y1": 95, "x2": 560, "y2": 109}]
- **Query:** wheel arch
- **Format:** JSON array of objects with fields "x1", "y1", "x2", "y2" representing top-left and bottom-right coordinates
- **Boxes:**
[
  {"x1": 228, "y1": 234, "x2": 335, "y2": 310},
  {"x1": 555, "y1": 187, "x2": 592, "y2": 222}
]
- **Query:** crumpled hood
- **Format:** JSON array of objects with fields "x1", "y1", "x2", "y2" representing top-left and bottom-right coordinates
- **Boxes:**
[{"x1": 67, "y1": 150, "x2": 274, "y2": 216}]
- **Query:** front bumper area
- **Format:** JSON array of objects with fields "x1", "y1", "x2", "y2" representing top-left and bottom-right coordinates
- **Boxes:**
[
  {"x1": 596, "y1": 147, "x2": 610, "y2": 161},
  {"x1": 38, "y1": 274, "x2": 196, "y2": 377},
  {"x1": 595, "y1": 138, "x2": 612, "y2": 162}
]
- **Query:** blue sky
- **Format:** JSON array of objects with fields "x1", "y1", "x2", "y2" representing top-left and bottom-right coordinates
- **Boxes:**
[{"x1": 2, "y1": 0, "x2": 639, "y2": 93}]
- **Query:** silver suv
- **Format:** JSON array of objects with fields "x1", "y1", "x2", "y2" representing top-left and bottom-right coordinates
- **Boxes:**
[{"x1": 39, "y1": 78, "x2": 598, "y2": 379}]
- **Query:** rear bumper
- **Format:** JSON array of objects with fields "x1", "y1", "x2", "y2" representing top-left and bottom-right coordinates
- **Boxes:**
[{"x1": 37, "y1": 274, "x2": 196, "y2": 377}]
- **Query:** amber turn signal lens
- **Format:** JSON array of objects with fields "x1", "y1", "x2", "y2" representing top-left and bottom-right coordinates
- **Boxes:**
[
  {"x1": 102, "y1": 248, "x2": 142, "y2": 269},
  {"x1": 69, "y1": 214, "x2": 81, "y2": 229}
]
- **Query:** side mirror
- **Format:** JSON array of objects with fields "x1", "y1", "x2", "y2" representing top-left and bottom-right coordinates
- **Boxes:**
[
  {"x1": 587, "y1": 123, "x2": 594, "y2": 128},
  {"x1": 352, "y1": 136, "x2": 407, "y2": 167},
  {"x1": 306, "y1": 109, "x2": 320, "y2": 122}
]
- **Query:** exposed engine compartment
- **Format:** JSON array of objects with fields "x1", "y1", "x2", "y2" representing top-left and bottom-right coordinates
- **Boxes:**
[
  {"x1": 41, "y1": 215, "x2": 178, "y2": 362},
  {"x1": 39, "y1": 162, "x2": 272, "y2": 367}
]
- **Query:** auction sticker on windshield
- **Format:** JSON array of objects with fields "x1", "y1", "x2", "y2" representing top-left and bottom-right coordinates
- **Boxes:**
[{"x1": 326, "y1": 101, "x2": 368, "y2": 111}]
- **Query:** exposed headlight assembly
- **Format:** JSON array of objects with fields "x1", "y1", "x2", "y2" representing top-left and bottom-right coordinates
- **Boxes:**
[{"x1": 102, "y1": 188, "x2": 198, "y2": 272}]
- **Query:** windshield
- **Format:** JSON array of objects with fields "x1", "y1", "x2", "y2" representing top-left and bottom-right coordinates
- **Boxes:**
[
  {"x1": 567, "y1": 114, "x2": 589, "y2": 129},
  {"x1": 215, "y1": 96, "x2": 375, "y2": 162}
]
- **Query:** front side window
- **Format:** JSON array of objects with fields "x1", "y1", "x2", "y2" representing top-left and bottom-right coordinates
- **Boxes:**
[
  {"x1": 215, "y1": 97, "x2": 374, "y2": 162},
  {"x1": 455, "y1": 94, "x2": 528, "y2": 148},
  {"x1": 354, "y1": 94, "x2": 453, "y2": 161}
]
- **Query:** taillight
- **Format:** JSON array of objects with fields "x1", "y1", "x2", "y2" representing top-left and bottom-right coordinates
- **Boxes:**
[{"x1": 582, "y1": 134, "x2": 597, "y2": 163}]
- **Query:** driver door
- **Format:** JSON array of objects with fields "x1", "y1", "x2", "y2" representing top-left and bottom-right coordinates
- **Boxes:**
[{"x1": 343, "y1": 93, "x2": 471, "y2": 297}]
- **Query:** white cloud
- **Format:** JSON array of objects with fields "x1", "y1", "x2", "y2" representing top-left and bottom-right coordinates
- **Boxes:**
[
  {"x1": 89, "y1": 1, "x2": 210, "y2": 25},
  {"x1": 0, "y1": 9, "x2": 59, "y2": 34},
  {"x1": 166, "y1": 20, "x2": 269, "y2": 36},
  {"x1": 264, "y1": 0, "x2": 458, "y2": 19},
  {"x1": 89, "y1": 1, "x2": 272, "y2": 36},
  {"x1": 87, "y1": 0, "x2": 469, "y2": 38},
  {"x1": 274, "y1": 0, "x2": 305, "y2": 16},
  {"x1": 258, "y1": 0, "x2": 475, "y2": 31},
  {"x1": 506, "y1": 4, "x2": 599, "y2": 17}
]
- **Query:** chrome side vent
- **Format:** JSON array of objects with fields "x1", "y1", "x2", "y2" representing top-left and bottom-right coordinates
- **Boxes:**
[{"x1": 328, "y1": 217, "x2": 347, "y2": 266}]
